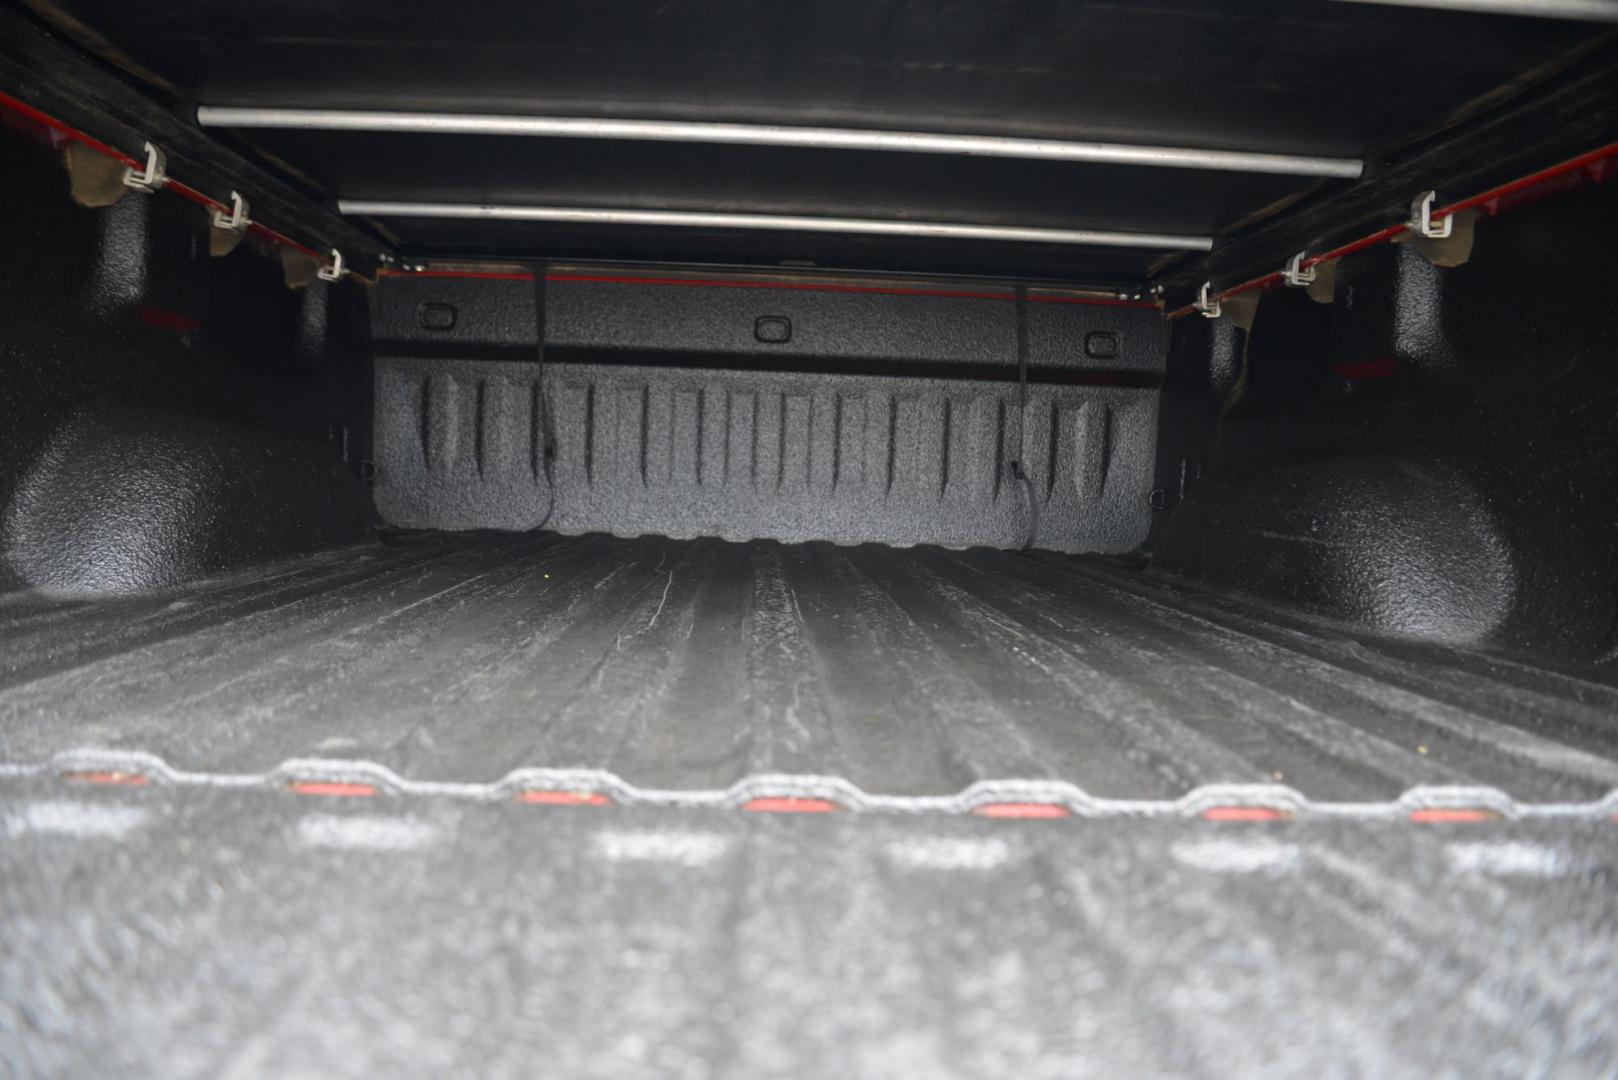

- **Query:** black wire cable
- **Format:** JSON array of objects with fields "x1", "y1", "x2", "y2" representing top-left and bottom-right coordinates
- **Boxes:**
[
  {"x1": 529, "y1": 262, "x2": 557, "y2": 532},
  {"x1": 1010, "y1": 285, "x2": 1038, "y2": 551}
]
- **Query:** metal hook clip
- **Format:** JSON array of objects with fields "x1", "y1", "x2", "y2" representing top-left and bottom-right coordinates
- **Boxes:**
[
  {"x1": 316, "y1": 248, "x2": 348, "y2": 282},
  {"x1": 1408, "y1": 190, "x2": 1452, "y2": 240},
  {"x1": 1282, "y1": 252, "x2": 1316, "y2": 288},
  {"x1": 1194, "y1": 282, "x2": 1222, "y2": 319},
  {"x1": 211, "y1": 190, "x2": 251, "y2": 233},
  {"x1": 121, "y1": 141, "x2": 168, "y2": 193}
]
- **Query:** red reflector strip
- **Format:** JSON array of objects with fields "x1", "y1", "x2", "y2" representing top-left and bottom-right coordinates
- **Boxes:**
[
  {"x1": 287, "y1": 780, "x2": 379, "y2": 798},
  {"x1": 742, "y1": 796, "x2": 841, "y2": 814},
  {"x1": 62, "y1": 770, "x2": 150, "y2": 786},
  {"x1": 515, "y1": 790, "x2": 612, "y2": 806},
  {"x1": 972, "y1": 802, "x2": 1071, "y2": 819},
  {"x1": 1202, "y1": 806, "x2": 1289, "y2": 822},
  {"x1": 1409, "y1": 807, "x2": 1500, "y2": 824},
  {"x1": 137, "y1": 305, "x2": 205, "y2": 333},
  {"x1": 1330, "y1": 356, "x2": 1398, "y2": 380}
]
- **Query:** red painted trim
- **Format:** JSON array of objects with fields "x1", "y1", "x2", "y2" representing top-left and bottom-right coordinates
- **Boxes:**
[
  {"x1": 137, "y1": 305, "x2": 205, "y2": 333},
  {"x1": 1444, "y1": 140, "x2": 1618, "y2": 217},
  {"x1": 379, "y1": 269, "x2": 540, "y2": 282},
  {"x1": 0, "y1": 90, "x2": 328, "y2": 263},
  {"x1": 62, "y1": 770, "x2": 150, "y2": 786},
  {"x1": 1201, "y1": 806, "x2": 1288, "y2": 822},
  {"x1": 0, "y1": 88, "x2": 138, "y2": 165},
  {"x1": 1304, "y1": 223, "x2": 1409, "y2": 272},
  {"x1": 515, "y1": 790, "x2": 613, "y2": 806},
  {"x1": 1409, "y1": 807, "x2": 1500, "y2": 824},
  {"x1": 551, "y1": 272, "x2": 1017, "y2": 301},
  {"x1": 972, "y1": 802, "x2": 1072, "y2": 819},
  {"x1": 1169, "y1": 140, "x2": 1618, "y2": 319},
  {"x1": 163, "y1": 176, "x2": 326, "y2": 261},
  {"x1": 742, "y1": 796, "x2": 842, "y2": 813},
  {"x1": 1330, "y1": 356, "x2": 1399, "y2": 380},
  {"x1": 288, "y1": 780, "x2": 379, "y2": 798},
  {"x1": 380, "y1": 267, "x2": 1158, "y2": 308}
]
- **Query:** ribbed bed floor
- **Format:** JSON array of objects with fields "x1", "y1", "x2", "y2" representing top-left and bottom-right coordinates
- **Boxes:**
[
  {"x1": 3, "y1": 531, "x2": 1617, "y2": 806},
  {"x1": 7, "y1": 533, "x2": 1618, "y2": 1077},
  {"x1": 5, "y1": 778, "x2": 1617, "y2": 1079}
]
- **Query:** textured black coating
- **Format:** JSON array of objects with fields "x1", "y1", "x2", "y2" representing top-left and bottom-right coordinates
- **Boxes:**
[
  {"x1": 1154, "y1": 185, "x2": 1618, "y2": 661},
  {"x1": 2, "y1": 406, "x2": 371, "y2": 594},
  {"x1": 1155, "y1": 455, "x2": 1517, "y2": 646},
  {"x1": 4, "y1": 774, "x2": 1615, "y2": 1078},
  {"x1": 373, "y1": 358, "x2": 1157, "y2": 549},
  {"x1": 4, "y1": 9, "x2": 1617, "y2": 1073},
  {"x1": 5, "y1": 531, "x2": 1617, "y2": 803},
  {"x1": 545, "y1": 276, "x2": 1040, "y2": 366},
  {"x1": 4, "y1": 775, "x2": 1618, "y2": 1079},
  {"x1": 0, "y1": 125, "x2": 374, "y2": 594},
  {"x1": 372, "y1": 275, "x2": 1164, "y2": 549},
  {"x1": 375, "y1": 273, "x2": 1169, "y2": 371}
]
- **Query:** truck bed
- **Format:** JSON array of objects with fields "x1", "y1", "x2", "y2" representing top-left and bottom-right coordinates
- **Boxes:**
[{"x1": 5, "y1": 531, "x2": 1617, "y2": 809}]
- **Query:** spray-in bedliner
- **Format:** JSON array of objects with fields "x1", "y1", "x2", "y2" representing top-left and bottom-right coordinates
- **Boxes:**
[
  {"x1": 3, "y1": 776, "x2": 1616, "y2": 1079},
  {"x1": 3, "y1": 531, "x2": 1616, "y2": 805}
]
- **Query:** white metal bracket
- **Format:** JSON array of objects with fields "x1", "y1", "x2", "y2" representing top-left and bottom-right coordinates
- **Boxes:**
[
  {"x1": 316, "y1": 248, "x2": 348, "y2": 282},
  {"x1": 1408, "y1": 190, "x2": 1452, "y2": 240},
  {"x1": 211, "y1": 190, "x2": 251, "y2": 233},
  {"x1": 1195, "y1": 282, "x2": 1222, "y2": 319},
  {"x1": 121, "y1": 141, "x2": 168, "y2": 193},
  {"x1": 1282, "y1": 252, "x2": 1316, "y2": 287}
]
